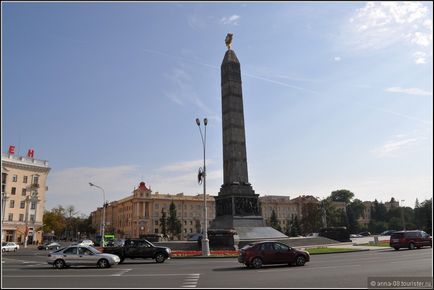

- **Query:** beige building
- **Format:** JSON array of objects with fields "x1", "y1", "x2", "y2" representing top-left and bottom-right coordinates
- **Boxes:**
[
  {"x1": 91, "y1": 182, "x2": 215, "y2": 240},
  {"x1": 1, "y1": 151, "x2": 50, "y2": 244}
]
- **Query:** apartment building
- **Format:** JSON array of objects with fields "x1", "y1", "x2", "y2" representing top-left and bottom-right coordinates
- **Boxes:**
[{"x1": 1, "y1": 149, "x2": 50, "y2": 244}]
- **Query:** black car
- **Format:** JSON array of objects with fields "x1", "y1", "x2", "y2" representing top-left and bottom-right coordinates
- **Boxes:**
[
  {"x1": 102, "y1": 239, "x2": 171, "y2": 263},
  {"x1": 38, "y1": 242, "x2": 61, "y2": 250}
]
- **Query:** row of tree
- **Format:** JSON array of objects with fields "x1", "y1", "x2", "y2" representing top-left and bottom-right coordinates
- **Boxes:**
[
  {"x1": 268, "y1": 189, "x2": 432, "y2": 236},
  {"x1": 42, "y1": 205, "x2": 95, "y2": 241}
]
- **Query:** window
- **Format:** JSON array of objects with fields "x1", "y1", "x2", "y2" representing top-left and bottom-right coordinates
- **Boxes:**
[
  {"x1": 9, "y1": 200, "x2": 15, "y2": 208},
  {"x1": 21, "y1": 189, "x2": 26, "y2": 196},
  {"x1": 155, "y1": 221, "x2": 158, "y2": 226},
  {"x1": 32, "y1": 176, "x2": 39, "y2": 185},
  {"x1": 23, "y1": 176, "x2": 28, "y2": 183},
  {"x1": 19, "y1": 214, "x2": 24, "y2": 222},
  {"x1": 11, "y1": 187, "x2": 16, "y2": 195},
  {"x1": 8, "y1": 213, "x2": 13, "y2": 221},
  {"x1": 63, "y1": 247, "x2": 77, "y2": 255},
  {"x1": 274, "y1": 243, "x2": 289, "y2": 252},
  {"x1": 31, "y1": 202, "x2": 36, "y2": 209},
  {"x1": 154, "y1": 229, "x2": 159, "y2": 233},
  {"x1": 12, "y1": 175, "x2": 18, "y2": 182},
  {"x1": 20, "y1": 201, "x2": 25, "y2": 209}
]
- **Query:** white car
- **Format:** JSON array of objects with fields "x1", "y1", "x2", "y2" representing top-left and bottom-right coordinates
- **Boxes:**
[
  {"x1": 78, "y1": 240, "x2": 94, "y2": 247},
  {"x1": 2, "y1": 242, "x2": 20, "y2": 252}
]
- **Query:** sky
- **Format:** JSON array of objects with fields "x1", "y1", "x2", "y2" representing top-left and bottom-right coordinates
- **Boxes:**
[{"x1": 2, "y1": 1, "x2": 433, "y2": 216}]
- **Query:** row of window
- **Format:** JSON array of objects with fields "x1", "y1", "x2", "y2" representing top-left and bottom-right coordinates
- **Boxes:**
[
  {"x1": 6, "y1": 213, "x2": 35, "y2": 222},
  {"x1": 9, "y1": 187, "x2": 29, "y2": 196},
  {"x1": 9, "y1": 200, "x2": 36, "y2": 209},
  {"x1": 10, "y1": 175, "x2": 39, "y2": 184}
]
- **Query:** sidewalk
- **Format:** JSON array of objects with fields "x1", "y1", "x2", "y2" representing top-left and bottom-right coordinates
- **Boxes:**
[{"x1": 308, "y1": 244, "x2": 388, "y2": 251}]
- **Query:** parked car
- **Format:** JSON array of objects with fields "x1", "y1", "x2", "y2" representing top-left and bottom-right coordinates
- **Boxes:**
[
  {"x1": 47, "y1": 245, "x2": 120, "y2": 269},
  {"x1": 358, "y1": 231, "x2": 371, "y2": 236},
  {"x1": 390, "y1": 230, "x2": 432, "y2": 250},
  {"x1": 187, "y1": 233, "x2": 202, "y2": 241},
  {"x1": 102, "y1": 238, "x2": 171, "y2": 263},
  {"x1": 2, "y1": 242, "x2": 20, "y2": 252},
  {"x1": 77, "y1": 240, "x2": 94, "y2": 247},
  {"x1": 38, "y1": 242, "x2": 61, "y2": 251},
  {"x1": 380, "y1": 230, "x2": 397, "y2": 236},
  {"x1": 350, "y1": 234, "x2": 363, "y2": 238},
  {"x1": 238, "y1": 241, "x2": 310, "y2": 269}
]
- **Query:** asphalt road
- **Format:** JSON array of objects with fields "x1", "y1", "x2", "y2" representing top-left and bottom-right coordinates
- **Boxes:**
[{"x1": 2, "y1": 247, "x2": 432, "y2": 288}]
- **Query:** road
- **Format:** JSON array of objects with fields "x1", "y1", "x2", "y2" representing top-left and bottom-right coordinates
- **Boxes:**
[{"x1": 2, "y1": 247, "x2": 432, "y2": 288}]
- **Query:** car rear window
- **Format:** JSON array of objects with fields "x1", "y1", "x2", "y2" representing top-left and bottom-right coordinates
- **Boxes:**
[{"x1": 391, "y1": 233, "x2": 404, "y2": 238}]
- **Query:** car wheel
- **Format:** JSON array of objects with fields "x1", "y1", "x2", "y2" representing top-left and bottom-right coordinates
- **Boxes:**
[
  {"x1": 409, "y1": 242, "x2": 415, "y2": 250},
  {"x1": 251, "y1": 257, "x2": 263, "y2": 269},
  {"x1": 98, "y1": 259, "x2": 110, "y2": 268},
  {"x1": 394, "y1": 247, "x2": 400, "y2": 251},
  {"x1": 295, "y1": 255, "x2": 306, "y2": 266},
  {"x1": 155, "y1": 253, "x2": 166, "y2": 263},
  {"x1": 54, "y1": 259, "x2": 65, "y2": 269}
]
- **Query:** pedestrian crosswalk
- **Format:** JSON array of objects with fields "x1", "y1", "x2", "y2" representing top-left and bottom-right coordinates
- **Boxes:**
[{"x1": 181, "y1": 273, "x2": 200, "y2": 288}]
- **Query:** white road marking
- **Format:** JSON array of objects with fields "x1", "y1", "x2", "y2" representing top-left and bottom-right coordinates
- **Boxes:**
[
  {"x1": 182, "y1": 274, "x2": 200, "y2": 288},
  {"x1": 111, "y1": 269, "x2": 132, "y2": 276}
]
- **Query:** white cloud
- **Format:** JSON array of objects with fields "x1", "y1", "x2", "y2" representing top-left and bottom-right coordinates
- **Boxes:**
[
  {"x1": 220, "y1": 15, "x2": 240, "y2": 25},
  {"x1": 412, "y1": 51, "x2": 428, "y2": 64},
  {"x1": 385, "y1": 86, "x2": 432, "y2": 96},
  {"x1": 345, "y1": 2, "x2": 433, "y2": 63},
  {"x1": 334, "y1": 56, "x2": 341, "y2": 61},
  {"x1": 370, "y1": 136, "x2": 420, "y2": 158},
  {"x1": 159, "y1": 159, "x2": 214, "y2": 172},
  {"x1": 46, "y1": 165, "x2": 144, "y2": 215}
]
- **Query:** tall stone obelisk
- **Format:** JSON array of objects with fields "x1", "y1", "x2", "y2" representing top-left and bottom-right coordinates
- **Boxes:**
[{"x1": 209, "y1": 34, "x2": 287, "y2": 245}]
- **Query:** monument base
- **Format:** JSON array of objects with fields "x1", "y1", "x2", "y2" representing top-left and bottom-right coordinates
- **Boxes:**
[{"x1": 209, "y1": 215, "x2": 288, "y2": 249}]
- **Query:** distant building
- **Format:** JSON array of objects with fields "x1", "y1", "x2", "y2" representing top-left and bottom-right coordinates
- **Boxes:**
[
  {"x1": 91, "y1": 182, "x2": 215, "y2": 240},
  {"x1": 1, "y1": 150, "x2": 50, "y2": 244}
]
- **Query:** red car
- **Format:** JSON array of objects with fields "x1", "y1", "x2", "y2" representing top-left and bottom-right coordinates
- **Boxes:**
[
  {"x1": 238, "y1": 241, "x2": 310, "y2": 269},
  {"x1": 390, "y1": 230, "x2": 432, "y2": 250}
]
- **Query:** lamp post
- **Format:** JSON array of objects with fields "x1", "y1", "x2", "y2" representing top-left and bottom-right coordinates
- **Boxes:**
[
  {"x1": 196, "y1": 117, "x2": 210, "y2": 256},
  {"x1": 89, "y1": 182, "x2": 106, "y2": 247},
  {"x1": 401, "y1": 199, "x2": 406, "y2": 231}
]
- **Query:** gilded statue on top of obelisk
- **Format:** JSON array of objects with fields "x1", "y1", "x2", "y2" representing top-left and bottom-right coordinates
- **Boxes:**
[{"x1": 225, "y1": 33, "x2": 233, "y2": 50}]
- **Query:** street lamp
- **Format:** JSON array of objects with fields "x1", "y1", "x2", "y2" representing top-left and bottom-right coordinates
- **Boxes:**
[
  {"x1": 89, "y1": 182, "x2": 106, "y2": 247},
  {"x1": 401, "y1": 199, "x2": 406, "y2": 231},
  {"x1": 196, "y1": 117, "x2": 210, "y2": 256}
]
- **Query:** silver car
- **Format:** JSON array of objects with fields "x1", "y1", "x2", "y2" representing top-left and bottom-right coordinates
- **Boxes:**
[{"x1": 47, "y1": 245, "x2": 120, "y2": 269}]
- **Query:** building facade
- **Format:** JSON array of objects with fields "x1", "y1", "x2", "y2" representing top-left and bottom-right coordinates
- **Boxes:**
[
  {"x1": 91, "y1": 186, "x2": 324, "y2": 239},
  {"x1": 91, "y1": 182, "x2": 215, "y2": 240},
  {"x1": 1, "y1": 151, "x2": 50, "y2": 244}
]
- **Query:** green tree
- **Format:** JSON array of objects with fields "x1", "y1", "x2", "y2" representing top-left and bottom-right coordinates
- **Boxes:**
[
  {"x1": 289, "y1": 215, "x2": 301, "y2": 237},
  {"x1": 159, "y1": 208, "x2": 167, "y2": 236},
  {"x1": 330, "y1": 189, "x2": 354, "y2": 204},
  {"x1": 346, "y1": 199, "x2": 365, "y2": 233},
  {"x1": 269, "y1": 209, "x2": 282, "y2": 232},
  {"x1": 300, "y1": 203, "x2": 322, "y2": 235},
  {"x1": 167, "y1": 201, "x2": 182, "y2": 240}
]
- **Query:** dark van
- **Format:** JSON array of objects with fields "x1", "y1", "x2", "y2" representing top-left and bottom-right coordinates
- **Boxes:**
[{"x1": 390, "y1": 230, "x2": 432, "y2": 250}]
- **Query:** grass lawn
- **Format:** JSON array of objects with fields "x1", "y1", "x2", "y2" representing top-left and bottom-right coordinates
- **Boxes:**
[{"x1": 304, "y1": 247, "x2": 365, "y2": 254}]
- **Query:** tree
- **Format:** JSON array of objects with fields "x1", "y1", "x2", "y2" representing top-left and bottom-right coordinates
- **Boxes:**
[
  {"x1": 159, "y1": 208, "x2": 167, "y2": 236},
  {"x1": 300, "y1": 203, "x2": 322, "y2": 235},
  {"x1": 330, "y1": 189, "x2": 354, "y2": 204},
  {"x1": 346, "y1": 199, "x2": 365, "y2": 233},
  {"x1": 269, "y1": 209, "x2": 281, "y2": 232},
  {"x1": 288, "y1": 215, "x2": 301, "y2": 237},
  {"x1": 167, "y1": 201, "x2": 182, "y2": 240}
]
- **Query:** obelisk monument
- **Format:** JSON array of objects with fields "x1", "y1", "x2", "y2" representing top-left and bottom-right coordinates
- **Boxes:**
[{"x1": 209, "y1": 34, "x2": 287, "y2": 246}]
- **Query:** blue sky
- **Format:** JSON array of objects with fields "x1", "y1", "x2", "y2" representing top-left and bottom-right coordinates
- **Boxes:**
[{"x1": 2, "y1": 2, "x2": 433, "y2": 215}]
